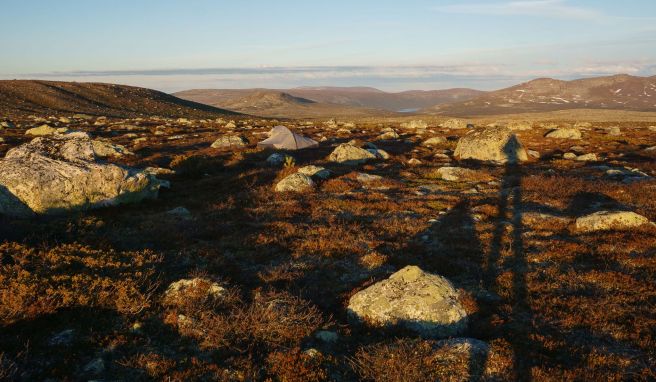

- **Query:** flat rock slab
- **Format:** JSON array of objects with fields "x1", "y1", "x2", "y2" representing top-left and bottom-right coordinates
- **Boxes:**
[
  {"x1": 435, "y1": 166, "x2": 491, "y2": 182},
  {"x1": 545, "y1": 128, "x2": 582, "y2": 139},
  {"x1": 347, "y1": 265, "x2": 468, "y2": 338}
]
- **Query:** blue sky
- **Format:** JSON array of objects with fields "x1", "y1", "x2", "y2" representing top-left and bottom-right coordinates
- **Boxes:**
[{"x1": 1, "y1": 0, "x2": 655, "y2": 91}]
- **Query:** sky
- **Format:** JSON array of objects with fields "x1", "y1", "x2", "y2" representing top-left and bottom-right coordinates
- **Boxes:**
[{"x1": 1, "y1": 0, "x2": 655, "y2": 92}]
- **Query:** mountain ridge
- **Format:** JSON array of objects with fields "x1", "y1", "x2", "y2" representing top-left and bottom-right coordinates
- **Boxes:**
[
  {"x1": 0, "y1": 80, "x2": 237, "y2": 118},
  {"x1": 425, "y1": 74, "x2": 656, "y2": 116}
]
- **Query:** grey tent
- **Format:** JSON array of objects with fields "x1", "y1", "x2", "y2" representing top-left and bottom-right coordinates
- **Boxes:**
[{"x1": 257, "y1": 126, "x2": 318, "y2": 150}]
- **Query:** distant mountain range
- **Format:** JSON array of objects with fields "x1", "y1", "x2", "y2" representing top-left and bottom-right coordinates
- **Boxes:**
[
  {"x1": 424, "y1": 74, "x2": 656, "y2": 116},
  {"x1": 2, "y1": 75, "x2": 655, "y2": 120},
  {"x1": 174, "y1": 87, "x2": 484, "y2": 118},
  {"x1": 0, "y1": 80, "x2": 236, "y2": 118},
  {"x1": 175, "y1": 75, "x2": 656, "y2": 118}
]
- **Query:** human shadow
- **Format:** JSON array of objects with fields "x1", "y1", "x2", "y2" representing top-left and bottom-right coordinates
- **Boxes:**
[{"x1": 485, "y1": 137, "x2": 535, "y2": 381}]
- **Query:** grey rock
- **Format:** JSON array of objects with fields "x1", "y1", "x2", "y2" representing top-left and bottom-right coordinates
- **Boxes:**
[
  {"x1": 0, "y1": 134, "x2": 162, "y2": 217},
  {"x1": 347, "y1": 265, "x2": 468, "y2": 337},
  {"x1": 328, "y1": 143, "x2": 376, "y2": 165},
  {"x1": 454, "y1": 127, "x2": 528, "y2": 164},
  {"x1": 275, "y1": 173, "x2": 315, "y2": 192}
]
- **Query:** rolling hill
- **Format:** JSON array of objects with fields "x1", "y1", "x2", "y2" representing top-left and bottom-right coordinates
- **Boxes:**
[
  {"x1": 173, "y1": 89, "x2": 397, "y2": 118},
  {"x1": 425, "y1": 74, "x2": 656, "y2": 116},
  {"x1": 0, "y1": 80, "x2": 237, "y2": 118},
  {"x1": 285, "y1": 87, "x2": 485, "y2": 111}
]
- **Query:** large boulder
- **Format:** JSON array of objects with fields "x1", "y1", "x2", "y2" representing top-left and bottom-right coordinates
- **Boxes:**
[
  {"x1": 545, "y1": 128, "x2": 582, "y2": 139},
  {"x1": 575, "y1": 211, "x2": 650, "y2": 232},
  {"x1": 347, "y1": 265, "x2": 468, "y2": 338},
  {"x1": 454, "y1": 127, "x2": 528, "y2": 164},
  {"x1": 328, "y1": 143, "x2": 376, "y2": 165},
  {"x1": 0, "y1": 133, "x2": 162, "y2": 217},
  {"x1": 275, "y1": 173, "x2": 315, "y2": 192}
]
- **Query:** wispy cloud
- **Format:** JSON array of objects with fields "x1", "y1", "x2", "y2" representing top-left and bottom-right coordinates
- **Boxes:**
[{"x1": 434, "y1": 0, "x2": 602, "y2": 20}]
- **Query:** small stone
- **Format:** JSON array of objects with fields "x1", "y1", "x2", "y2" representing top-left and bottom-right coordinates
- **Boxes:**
[
  {"x1": 166, "y1": 206, "x2": 191, "y2": 217},
  {"x1": 298, "y1": 165, "x2": 331, "y2": 179},
  {"x1": 356, "y1": 173, "x2": 383, "y2": 183},
  {"x1": 163, "y1": 278, "x2": 225, "y2": 304},
  {"x1": 440, "y1": 119, "x2": 470, "y2": 129},
  {"x1": 49, "y1": 329, "x2": 75, "y2": 346},
  {"x1": 377, "y1": 130, "x2": 399, "y2": 140},
  {"x1": 367, "y1": 148, "x2": 390, "y2": 159},
  {"x1": 400, "y1": 120, "x2": 428, "y2": 129},
  {"x1": 563, "y1": 152, "x2": 577, "y2": 159},
  {"x1": 266, "y1": 153, "x2": 293, "y2": 166},
  {"x1": 83, "y1": 358, "x2": 105, "y2": 375},
  {"x1": 576, "y1": 153, "x2": 597, "y2": 162},
  {"x1": 422, "y1": 136, "x2": 446, "y2": 146},
  {"x1": 315, "y1": 330, "x2": 339, "y2": 343}
]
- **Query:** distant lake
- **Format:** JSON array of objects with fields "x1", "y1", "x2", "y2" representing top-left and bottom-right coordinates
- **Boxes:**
[{"x1": 398, "y1": 108, "x2": 420, "y2": 113}]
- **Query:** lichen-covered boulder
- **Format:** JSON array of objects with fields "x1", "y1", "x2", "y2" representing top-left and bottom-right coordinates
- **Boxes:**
[
  {"x1": 575, "y1": 211, "x2": 650, "y2": 232},
  {"x1": 347, "y1": 265, "x2": 468, "y2": 337},
  {"x1": 275, "y1": 173, "x2": 315, "y2": 192},
  {"x1": 328, "y1": 143, "x2": 376, "y2": 165},
  {"x1": 210, "y1": 135, "x2": 248, "y2": 148},
  {"x1": 454, "y1": 127, "x2": 528, "y2": 164},
  {"x1": 440, "y1": 119, "x2": 471, "y2": 130},
  {"x1": 0, "y1": 133, "x2": 162, "y2": 217},
  {"x1": 545, "y1": 128, "x2": 582, "y2": 139}
]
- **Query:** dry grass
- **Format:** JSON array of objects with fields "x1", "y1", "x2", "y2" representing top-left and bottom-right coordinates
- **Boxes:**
[{"x1": 1, "y1": 114, "x2": 655, "y2": 380}]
